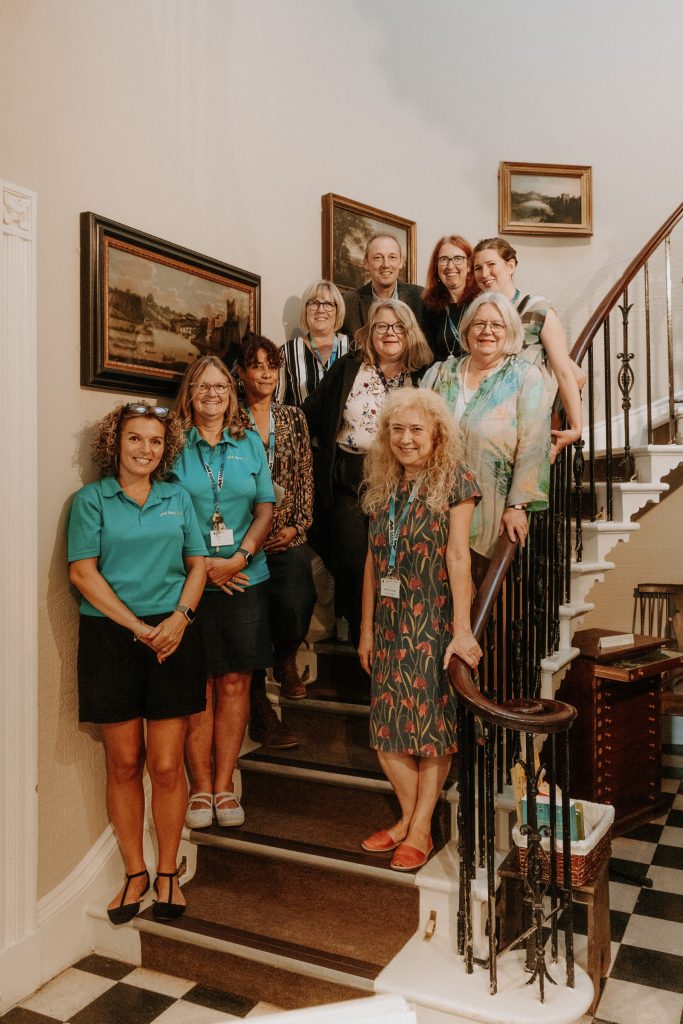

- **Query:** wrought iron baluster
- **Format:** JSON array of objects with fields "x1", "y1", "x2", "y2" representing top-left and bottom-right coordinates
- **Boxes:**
[
  {"x1": 573, "y1": 438, "x2": 585, "y2": 562},
  {"x1": 644, "y1": 260, "x2": 653, "y2": 444},
  {"x1": 563, "y1": 445, "x2": 572, "y2": 603},
  {"x1": 547, "y1": 734, "x2": 559, "y2": 962},
  {"x1": 484, "y1": 721, "x2": 497, "y2": 994},
  {"x1": 519, "y1": 734, "x2": 555, "y2": 1001},
  {"x1": 559, "y1": 731, "x2": 575, "y2": 987},
  {"x1": 665, "y1": 235, "x2": 676, "y2": 442},
  {"x1": 587, "y1": 345, "x2": 596, "y2": 521},
  {"x1": 617, "y1": 287, "x2": 635, "y2": 480},
  {"x1": 603, "y1": 316, "x2": 613, "y2": 520}
]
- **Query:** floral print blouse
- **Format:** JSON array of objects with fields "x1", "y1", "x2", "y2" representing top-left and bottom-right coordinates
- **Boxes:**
[
  {"x1": 336, "y1": 362, "x2": 413, "y2": 454},
  {"x1": 246, "y1": 402, "x2": 313, "y2": 547},
  {"x1": 420, "y1": 354, "x2": 550, "y2": 558}
]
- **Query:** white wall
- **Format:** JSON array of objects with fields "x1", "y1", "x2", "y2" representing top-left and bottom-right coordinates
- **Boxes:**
[{"x1": 0, "y1": 0, "x2": 681, "y2": 896}]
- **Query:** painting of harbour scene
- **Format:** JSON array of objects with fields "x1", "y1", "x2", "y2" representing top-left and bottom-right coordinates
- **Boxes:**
[
  {"x1": 105, "y1": 241, "x2": 253, "y2": 376},
  {"x1": 81, "y1": 212, "x2": 261, "y2": 396},
  {"x1": 498, "y1": 163, "x2": 592, "y2": 237}
]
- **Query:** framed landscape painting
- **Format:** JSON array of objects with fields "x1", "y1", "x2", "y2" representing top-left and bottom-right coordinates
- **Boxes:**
[
  {"x1": 81, "y1": 212, "x2": 260, "y2": 396},
  {"x1": 499, "y1": 162, "x2": 593, "y2": 237},
  {"x1": 321, "y1": 193, "x2": 417, "y2": 290}
]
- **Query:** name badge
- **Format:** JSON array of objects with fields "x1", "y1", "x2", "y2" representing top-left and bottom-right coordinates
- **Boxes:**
[
  {"x1": 380, "y1": 577, "x2": 400, "y2": 599},
  {"x1": 211, "y1": 525, "x2": 234, "y2": 547},
  {"x1": 273, "y1": 481, "x2": 286, "y2": 507}
]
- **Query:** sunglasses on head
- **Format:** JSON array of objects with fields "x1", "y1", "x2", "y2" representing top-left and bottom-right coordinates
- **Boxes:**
[{"x1": 124, "y1": 402, "x2": 170, "y2": 419}]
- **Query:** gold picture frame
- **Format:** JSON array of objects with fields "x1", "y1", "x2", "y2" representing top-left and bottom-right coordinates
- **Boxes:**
[
  {"x1": 498, "y1": 162, "x2": 593, "y2": 237},
  {"x1": 321, "y1": 193, "x2": 417, "y2": 290}
]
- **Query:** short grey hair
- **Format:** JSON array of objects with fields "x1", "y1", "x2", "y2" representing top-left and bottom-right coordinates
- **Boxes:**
[{"x1": 459, "y1": 291, "x2": 523, "y2": 355}]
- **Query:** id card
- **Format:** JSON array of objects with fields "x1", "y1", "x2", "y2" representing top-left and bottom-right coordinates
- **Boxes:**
[
  {"x1": 273, "y1": 481, "x2": 285, "y2": 507},
  {"x1": 210, "y1": 525, "x2": 234, "y2": 547},
  {"x1": 380, "y1": 576, "x2": 400, "y2": 599}
]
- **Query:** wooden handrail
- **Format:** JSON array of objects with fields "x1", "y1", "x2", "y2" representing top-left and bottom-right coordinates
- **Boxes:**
[
  {"x1": 570, "y1": 201, "x2": 683, "y2": 368},
  {"x1": 447, "y1": 534, "x2": 576, "y2": 733}
]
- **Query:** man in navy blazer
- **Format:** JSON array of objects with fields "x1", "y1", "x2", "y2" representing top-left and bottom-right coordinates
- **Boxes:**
[{"x1": 342, "y1": 233, "x2": 425, "y2": 342}]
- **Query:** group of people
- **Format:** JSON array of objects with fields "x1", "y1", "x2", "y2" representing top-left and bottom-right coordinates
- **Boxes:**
[{"x1": 67, "y1": 230, "x2": 583, "y2": 916}]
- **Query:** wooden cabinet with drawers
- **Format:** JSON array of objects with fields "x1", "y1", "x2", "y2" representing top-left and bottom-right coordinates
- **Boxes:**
[{"x1": 554, "y1": 629, "x2": 683, "y2": 833}]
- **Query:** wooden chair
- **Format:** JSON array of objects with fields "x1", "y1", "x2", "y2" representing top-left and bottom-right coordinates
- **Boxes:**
[{"x1": 632, "y1": 583, "x2": 683, "y2": 714}]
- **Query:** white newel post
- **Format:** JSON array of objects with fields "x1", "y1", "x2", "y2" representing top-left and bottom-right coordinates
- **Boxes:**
[{"x1": 0, "y1": 180, "x2": 40, "y2": 1010}]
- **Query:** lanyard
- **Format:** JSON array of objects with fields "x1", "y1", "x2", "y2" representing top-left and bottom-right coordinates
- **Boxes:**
[
  {"x1": 388, "y1": 477, "x2": 422, "y2": 571},
  {"x1": 196, "y1": 442, "x2": 227, "y2": 516},
  {"x1": 376, "y1": 367, "x2": 405, "y2": 393},
  {"x1": 246, "y1": 405, "x2": 275, "y2": 471},
  {"x1": 307, "y1": 333, "x2": 339, "y2": 369}
]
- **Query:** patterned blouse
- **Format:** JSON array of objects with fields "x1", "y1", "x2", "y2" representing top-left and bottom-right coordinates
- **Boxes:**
[
  {"x1": 420, "y1": 355, "x2": 550, "y2": 558},
  {"x1": 245, "y1": 402, "x2": 313, "y2": 547},
  {"x1": 336, "y1": 363, "x2": 413, "y2": 454},
  {"x1": 277, "y1": 334, "x2": 351, "y2": 407}
]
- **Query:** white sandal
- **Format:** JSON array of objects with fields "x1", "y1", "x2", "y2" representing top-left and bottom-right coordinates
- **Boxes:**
[
  {"x1": 185, "y1": 792, "x2": 214, "y2": 829},
  {"x1": 214, "y1": 791, "x2": 245, "y2": 827}
]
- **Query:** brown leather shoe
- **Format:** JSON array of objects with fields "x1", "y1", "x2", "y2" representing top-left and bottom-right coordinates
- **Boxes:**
[
  {"x1": 249, "y1": 678, "x2": 299, "y2": 749},
  {"x1": 273, "y1": 651, "x2": 307, "y2": 700}
]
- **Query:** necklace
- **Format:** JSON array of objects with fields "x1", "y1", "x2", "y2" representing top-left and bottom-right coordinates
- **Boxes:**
[{"x1": 443, "y1": 303, "x2": 465, "y2": 357}]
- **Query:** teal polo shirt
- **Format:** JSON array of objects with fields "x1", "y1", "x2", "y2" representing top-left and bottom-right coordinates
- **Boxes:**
[
  {"x1": 169, "y1": 426, "x2": 275, "y2": 587},
  {"x1": 67, "y1": 477, "x2": 208, "y2": 617}
]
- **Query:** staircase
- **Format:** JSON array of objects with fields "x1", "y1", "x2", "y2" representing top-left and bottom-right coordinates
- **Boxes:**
[{"x1": 87, "y1": 203, "x2": 682, "y2": 1022}]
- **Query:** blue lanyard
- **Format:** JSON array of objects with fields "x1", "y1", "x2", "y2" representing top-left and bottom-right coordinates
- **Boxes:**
[
  {"x1": 388, "y1": 478, "x2": 421, "y2": 571},
  {"x1": 246, "y1": 405, "x2": 275, "y2": 471},
  {"x1": 307, "y1": 333, "x2": 339, "y2": 369},
  {"x1": 196, "y1": 442, "x2": 227, "y2": 517}
]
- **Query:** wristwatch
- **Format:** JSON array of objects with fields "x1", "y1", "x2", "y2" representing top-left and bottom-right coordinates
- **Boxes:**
[
  {"x1": 510, "y1": 504, "x2": 527, "y2": 511},
  {"x1": 238, "y1": 548, "x2": 253, "y2": 566},
  {"x1": 175, "y1": 604, "x2": 195, "y2": 623}
]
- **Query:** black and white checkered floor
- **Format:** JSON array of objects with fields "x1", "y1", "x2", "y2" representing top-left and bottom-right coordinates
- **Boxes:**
[{"x1": 3, "y1": 747, "x2": 681, "y2": 1024}]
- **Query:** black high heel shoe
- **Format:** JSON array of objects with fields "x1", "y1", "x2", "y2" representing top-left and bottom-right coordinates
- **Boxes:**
[
  {"x1": 153, "y1": 870, "x2": 186, "y2": 921},
  {"x1": 107, "y1": 869, "x2": 150, "y2": 925}
]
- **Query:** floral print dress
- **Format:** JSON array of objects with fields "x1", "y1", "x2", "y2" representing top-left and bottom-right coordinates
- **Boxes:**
[{"x1": 369, "y1": 467, "x2": 480, "y2": 757}]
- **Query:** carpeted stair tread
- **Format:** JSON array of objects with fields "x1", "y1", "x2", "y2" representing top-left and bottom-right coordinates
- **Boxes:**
[
  {"x1": 167, "y1": 847, "x2": 419, "y2": 967},
  {"x1": 305, "y1": 647, "x2": 371, "y2": 704},
  {"x1": 242, "y1": 706, "x2": 379, "y2": 775},
  {"x1": 140, "y1": 932, "x2": 368, "y2": 1009},
  {"x1": 192, "y1": 773, "x2": 451, "y2": 857}
]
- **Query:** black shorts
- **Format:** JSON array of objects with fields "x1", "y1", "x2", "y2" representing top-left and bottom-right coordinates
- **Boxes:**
[
  {"x1": 77, "y1": 613, "x2": 207, "y2": 724},
  {"x1": 197, "y1": 581, "x2": 273, "y2": 676}
]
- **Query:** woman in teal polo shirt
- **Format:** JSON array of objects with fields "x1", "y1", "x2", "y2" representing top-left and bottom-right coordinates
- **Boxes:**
[
  {"x1": 172, "y1": 356, "x2": 275, "y2": 830},
  {"x1": 68, "y1": 402, "x2": 208, "y2": 924}
]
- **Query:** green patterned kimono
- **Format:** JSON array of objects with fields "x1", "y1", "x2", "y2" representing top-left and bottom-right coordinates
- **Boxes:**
[
  {"x1": 369, "y1": 467, "x2": 480, "y2": 757},
  {"x1": 421, "y1": 354, "x2": 550, "y2": 558}
]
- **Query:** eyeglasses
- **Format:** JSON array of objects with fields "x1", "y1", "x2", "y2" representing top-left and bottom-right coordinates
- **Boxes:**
[
  {"x1": 125, "y1": 402, "x2": 170, "y2": 418},
  {"x1": 192, "y1": 382, "x2": 230, "y2": 394},
  {"x1": 470, "y1": 320, "x2": 506, "y2": 335},
  {"x1": 373, "y1": 322, "x2": 406, "y2": 336},
  {"x1": 306, "y1": 300, "x2": 336, "y2": 312},
  {"x1": 437, "y1": 254, "x2": 467, "y2": 267}
]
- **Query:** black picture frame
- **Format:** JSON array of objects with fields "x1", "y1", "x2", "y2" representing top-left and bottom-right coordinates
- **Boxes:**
[{"x1": 80, "y1": 212, "x2": 261, "y2": 396}]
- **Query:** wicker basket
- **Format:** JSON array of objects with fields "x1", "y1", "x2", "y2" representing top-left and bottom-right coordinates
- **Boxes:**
[{"x1": 512, "y1": 800, "x2": 614, "y2": 887}]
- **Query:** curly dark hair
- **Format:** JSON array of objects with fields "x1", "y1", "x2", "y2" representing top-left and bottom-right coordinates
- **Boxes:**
[
  {"x1": 91, "y1": 402, "x2": 185, "y2": 480},
  {"x1": 236, "y1": 334, "x2": 282, "y2": 370}
]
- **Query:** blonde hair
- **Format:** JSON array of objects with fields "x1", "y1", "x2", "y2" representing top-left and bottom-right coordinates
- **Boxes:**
[
  {"x1": 355, "y1": 299, "x2": 433, "y2": 372},
  {"x1": 174, "y1": 355, "x2": 247, "y2": 438},
  {"x1": 362, "y1": 389, "x2": 465, "y2": 515},
  {"x1": 299, "y1": 280, "x2": 346, "y2": 333}
]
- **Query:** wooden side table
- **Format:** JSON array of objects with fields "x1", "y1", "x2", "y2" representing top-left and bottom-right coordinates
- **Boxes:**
[
  {"x1": 498, "y1": 850, "x2": 611, "y2": 1015},
  {"x1": 554, "y1": 629, "x2": 683, "y2": 833}
]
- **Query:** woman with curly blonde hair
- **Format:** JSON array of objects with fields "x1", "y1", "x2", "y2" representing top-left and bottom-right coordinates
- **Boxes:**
[
  {"x1": 68, "y1": 401, "x2": 208, "y2": 923},
  {"x1": 358, "y1": 389, "x2": 482, "y2": 871}
]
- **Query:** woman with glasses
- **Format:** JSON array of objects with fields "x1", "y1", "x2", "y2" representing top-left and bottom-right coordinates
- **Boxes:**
[
  {"x1": 304, "y1": 299, "x2": 432, "y2": 647},
  {"x1": 277, "y1": 280, "x2": 351, "y2": 407},
  {"x1": 236, "y1": 336, "x2": 316, "y2": 741},
  {"x1": 171, "y1": 356, "x2": 275, "y2": 830},
  {"x1": 68, "y1": 402, "x2": 208, "y2": 923},
  {"x1": 421, "y1": 292, "x2": 550, "y2": 575},
  {"x1": 472, "y1": 237, "x2": 583, "y2": 460},
  {"x1": 422, "y1": 236, "x2": 479, "y2": 362}
]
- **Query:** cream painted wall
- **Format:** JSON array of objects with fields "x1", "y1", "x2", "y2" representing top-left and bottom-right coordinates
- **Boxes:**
[{"x1": 1, "y1": 0, "x2": 681, "y2": 896}]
